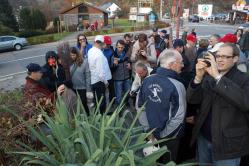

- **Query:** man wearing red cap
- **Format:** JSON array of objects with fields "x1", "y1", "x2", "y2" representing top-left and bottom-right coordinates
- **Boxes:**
[
  {"x1": 102, "y1": 35, "x2": 115, "y2": 103},
  {"x1": 184, "y1": 34, "x2": 197, "y2": 77}
]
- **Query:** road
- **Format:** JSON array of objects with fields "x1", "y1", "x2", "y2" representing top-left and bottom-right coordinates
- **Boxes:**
[{"x1": 0, "y1": 22, "x2": 237, "y2": 91}]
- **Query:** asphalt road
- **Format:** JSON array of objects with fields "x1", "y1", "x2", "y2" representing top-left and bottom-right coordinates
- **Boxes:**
[{"x1": 0, "y1": 22, "x2": 237, "y2": 90}]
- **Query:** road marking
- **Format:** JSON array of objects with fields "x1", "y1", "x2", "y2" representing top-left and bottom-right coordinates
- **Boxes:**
[
  {"x1": 0, "y1": 54, "x2": 45, "y2": 65},
  {"x1": 0, "y1": 71, "x2": 26, "y2": 82},
  {"x1": 0, "y1": 76, "x2": 14, "y2": 82}
]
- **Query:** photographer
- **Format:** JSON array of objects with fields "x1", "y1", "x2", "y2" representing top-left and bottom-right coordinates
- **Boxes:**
[
  {"x1": 131, "y1": 33, "x2": 157, "y2": 69},
  {"x1": 187, "y1": 43, "x2": 249, "y2": 166}
]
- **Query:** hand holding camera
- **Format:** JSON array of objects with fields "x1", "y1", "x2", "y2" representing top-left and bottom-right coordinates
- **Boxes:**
[{"x1": 202, "y1": 52, "x2": 220, "y2": 79}]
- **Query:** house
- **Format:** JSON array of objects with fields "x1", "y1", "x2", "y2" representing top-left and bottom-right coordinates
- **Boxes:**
[
  {"x1": 60, "y1": 1, "x2": 109, "y2": 28},
  {"x1": 99, "y1": 2, "x2": 121, "y2": 17}
]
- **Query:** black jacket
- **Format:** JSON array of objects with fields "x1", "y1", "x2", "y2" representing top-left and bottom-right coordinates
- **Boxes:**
[
  {"x1": 42, "y1": 64, "x2": 66, "y2": 92},
  {"x1": 239, "y1": 31, "x2": 249, "y2": 52},
  {"x1": 112, "y1": 50, "x2": 131, "y2": 81},
  {"x1": 187, "y1": 66, "x2": 249, "y2": 160}
]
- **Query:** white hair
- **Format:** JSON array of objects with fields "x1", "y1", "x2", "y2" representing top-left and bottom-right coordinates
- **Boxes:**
[{"x1": 158, "y1": 49, "x2": 180, "y2": 67}]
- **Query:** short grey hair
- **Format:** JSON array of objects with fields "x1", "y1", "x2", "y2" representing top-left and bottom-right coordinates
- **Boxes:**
[
  {"x1": 158, "y1": 49, "x2": 180, "y2": 67},
  {"x1": 135, "y1": 62, "x2": 148, "y2": 71}
]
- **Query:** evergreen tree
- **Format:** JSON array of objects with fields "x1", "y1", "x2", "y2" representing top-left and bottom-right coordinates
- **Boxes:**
[
  {"x1": 31, "y1": 9, "x2": 47, "y2": 30},
  {"x1": 19, "y1": 8, "x2": 32, "y2": 30},
  {"x1": 0, "y1": 0, "x2": 18, "y2": 31}
]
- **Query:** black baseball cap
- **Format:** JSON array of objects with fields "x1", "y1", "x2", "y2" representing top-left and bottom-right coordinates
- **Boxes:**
[
  {"x1": 173, "y1": 39, "x2": 185, "y2": 48},
  {"x1": 161, "y1": 30, "x2": 167, "y2": 34},
  {"x1": 26, "y1": 63, "x2": 46, "y2": 73}
]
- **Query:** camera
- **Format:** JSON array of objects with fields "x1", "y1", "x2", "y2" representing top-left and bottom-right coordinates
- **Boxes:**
[{"x1": 203, "y1": 51, "x2": 213, "y2": 67}]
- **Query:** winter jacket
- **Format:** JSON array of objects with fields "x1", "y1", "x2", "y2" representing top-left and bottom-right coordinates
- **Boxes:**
[
  {"x1": 131, "y1": 40, "x2": 157, "y2": 67},
  {"x1": 42, "y1": 64, "x2": 66, "y2": 92},
  {"x1": 187, "y1": 66, "x2": 249, "y2": 160},
  {"x1": 77, "y1": 43, "x2": 92, "y2": 58},
  {"x1": 70, "y1": 60, "x2": 91, "y2": 91},
  {"x1": 239, "y1": 31, "x2": 249, "y2": 52},
  {"x1": 138, "y1": 67, "x2": 186, "y2": 139},
  {"x1": 102, "y1": 46, "x2": 115, "y2": 68},
  {"x1": 112, "y1": 50, "x2": 131, "y2": 81},
  {"x1": 23, "y1": 77, "x2": 54, "y2": 106}
]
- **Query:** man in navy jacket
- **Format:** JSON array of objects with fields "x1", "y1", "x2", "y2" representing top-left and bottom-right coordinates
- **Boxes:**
[{"x1": 138, "y1": 49, "x2": 186, "y2": 163}]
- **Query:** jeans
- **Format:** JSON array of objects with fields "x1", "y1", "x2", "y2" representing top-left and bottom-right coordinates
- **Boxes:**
[
  {"x1": 197, "y1": 135, "x2": 241, "y2": 166},
  {"x1": 92, "y1": 81, "x2": 106, "y2": 114},
  {"x1": 243, "y1": 50, "x2": 249, "y2": 58},
  {"x1": 114, "y1": 79, "x2": 131, "y2": 105}
]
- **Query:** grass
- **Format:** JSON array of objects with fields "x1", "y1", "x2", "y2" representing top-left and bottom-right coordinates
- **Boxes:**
[
  {"x1": 110, "y1": 18, "x2": 150, "y2": 27},
  {"x1": 27, "y1": 32, "x2": 72, "y2": 45},
  {"x1": 0, "y1": 89, "x2": 23, "y2": 108}
]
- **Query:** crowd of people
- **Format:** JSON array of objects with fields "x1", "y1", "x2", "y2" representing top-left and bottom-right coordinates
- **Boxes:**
[{"x1": 23, "y1": 26, "x2": 249, "y2": 165}]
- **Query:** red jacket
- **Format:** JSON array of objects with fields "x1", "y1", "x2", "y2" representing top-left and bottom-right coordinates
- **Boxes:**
[{"x1": 23, "y1": 77, "x2": 54, "y2": 105}]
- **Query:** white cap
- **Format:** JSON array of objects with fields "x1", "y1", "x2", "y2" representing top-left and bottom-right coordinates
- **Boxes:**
[
  {"x1": 94, "y1": 35, "x2": 104, "y2": 43},
  {"x1": 209, "y1": 42, "x2": 224, "y2": 53}
]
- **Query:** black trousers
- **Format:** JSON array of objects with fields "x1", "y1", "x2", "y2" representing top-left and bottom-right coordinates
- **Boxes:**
[
  {"x1": 108, "y1": 79, "x2": 115, "y2": 102},
  {"x1": 158, "y1": 138, "x2": 180, "y2": 164},
  {"x1": 74, "y1": 89, "x2": 89, "y2": 115},
  {"x1": 91, "y1": 81, "x2": 106, "y2": 114}
]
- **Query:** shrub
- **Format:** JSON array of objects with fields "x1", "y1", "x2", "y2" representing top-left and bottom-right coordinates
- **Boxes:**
[
  {"x1": 17, "y1": 30, "x2": 45, "y2": 38},
  {"x1": 12, "y1": 96, "x2": 170, "y2": 165},
  {"x1": 0, "y1": 23, "x2": 14, "y2": 35},
  {"x1": 27, "y1": 35, "x2": 54, "y2": 45},
  {"x1": 84, "y1": 31, "x2": 93, "y2": 36}
]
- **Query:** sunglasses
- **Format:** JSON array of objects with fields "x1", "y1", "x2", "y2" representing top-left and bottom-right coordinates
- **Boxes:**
[{"x1": 79, "y1": 38, "x2": 86, "y2": 41}]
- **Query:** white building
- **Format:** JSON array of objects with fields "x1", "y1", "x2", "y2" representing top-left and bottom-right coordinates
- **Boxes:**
[{"x1": 100, "y1": 2, "x2": 121, "y2": 17}]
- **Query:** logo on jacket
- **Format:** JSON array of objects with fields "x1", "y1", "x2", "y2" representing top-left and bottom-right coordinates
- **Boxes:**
[{"x1": 148, "y1": 84, "x2": 162, "y2": 103}]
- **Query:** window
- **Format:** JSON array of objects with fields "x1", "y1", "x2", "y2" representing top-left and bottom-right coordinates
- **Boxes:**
[
  {"x1": 2, "y1": 37, "x2": 15, "y2": 42},
  {"x1": 78, "y1": 5, "x2": 88, "y2": 13},
  {"x1": 79, "y1": 15, "x2": 89, "y2": 20}
]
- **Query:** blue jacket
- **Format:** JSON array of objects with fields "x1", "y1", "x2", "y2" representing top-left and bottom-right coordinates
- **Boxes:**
[
  {"x1": 138, "y1": 67, "x2": 186, "y2": 139},
  {"x1": 102, "y1": 46, "x2": 114, "y2": 67},
  {"x1": 77, "y1": 43, "x2": 92, "y2": 58}
]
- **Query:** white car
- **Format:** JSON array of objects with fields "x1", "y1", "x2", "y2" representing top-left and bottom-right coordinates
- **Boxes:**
[{"x1": 0, "y1": 36, "x2": 28, "y2": 51}]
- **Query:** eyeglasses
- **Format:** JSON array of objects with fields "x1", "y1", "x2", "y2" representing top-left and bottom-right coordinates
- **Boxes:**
[
  {"x1": 215, "y1": 54, "x2": 234, "y2": 59},
  {"x1": 174, "y1": 61, "x2": 184, "y2": 65}
]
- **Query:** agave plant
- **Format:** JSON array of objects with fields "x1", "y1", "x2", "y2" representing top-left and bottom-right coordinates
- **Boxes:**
[{"x1": 12, "y1": 95, "x2": 195, "y2": 166}]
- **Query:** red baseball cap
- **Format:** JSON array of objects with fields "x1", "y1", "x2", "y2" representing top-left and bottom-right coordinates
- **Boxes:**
[
  {"x1": 186, "y1": 34, "x2": 197, "y2": 43},
  {"x1": 219, "y1": 33, "x2": 237, "y2": 44},
  {"x1": 104, "y1": 36, "x2": 112, "y2": 45}
]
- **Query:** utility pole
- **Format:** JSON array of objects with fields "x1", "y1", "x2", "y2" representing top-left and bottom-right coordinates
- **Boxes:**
[
  {"x1": 176, "y1": 0, "x2": 182, "y2": 38},
  {"x1": 160, "y1": 0, "x2": 163, "y2": 20}
]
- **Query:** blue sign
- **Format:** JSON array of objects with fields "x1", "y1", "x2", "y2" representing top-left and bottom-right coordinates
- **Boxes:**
[{"x1": 149, "y1": 13, "x2": 156, "y2": 23}]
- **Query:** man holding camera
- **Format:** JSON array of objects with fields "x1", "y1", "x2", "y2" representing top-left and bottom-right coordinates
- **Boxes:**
[{"x1": 187, "y1": 43, "x2": 249, "y2": 166}]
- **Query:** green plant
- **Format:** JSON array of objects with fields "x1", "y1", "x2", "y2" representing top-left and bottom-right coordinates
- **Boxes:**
[{"x1": 12, "y1": 95, "x2": 171, "y2": 165}]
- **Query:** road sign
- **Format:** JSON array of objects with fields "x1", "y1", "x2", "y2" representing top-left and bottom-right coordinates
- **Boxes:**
[{"x1": 198, "y1": 4, "x2": 213, "y2": 19}]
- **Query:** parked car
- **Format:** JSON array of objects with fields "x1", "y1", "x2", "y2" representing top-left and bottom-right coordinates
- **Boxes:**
[
  {"x1": 216, "y1": 13, "x2": 227, "y2": 20},
  {"x1": 188, "y1": 15, "x2": 199, "y2": 22},
  {"x1": 0, "y1": 36, "x2": 28, "y2": 51},
  {"x1": 239, "y1": 22, "x2": 249, "y2": 29}
]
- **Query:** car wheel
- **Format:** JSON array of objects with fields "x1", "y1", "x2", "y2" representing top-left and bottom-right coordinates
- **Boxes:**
[{"x1": 14, "y1": 44, "x2": 22, "y2": 50}]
